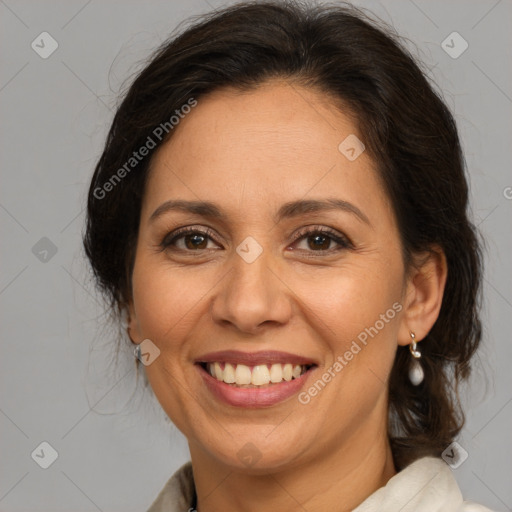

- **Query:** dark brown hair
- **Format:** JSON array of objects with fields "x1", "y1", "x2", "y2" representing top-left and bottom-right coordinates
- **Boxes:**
[{"x1": 83, "y1": 0, "x2": 483, "y2": 470}]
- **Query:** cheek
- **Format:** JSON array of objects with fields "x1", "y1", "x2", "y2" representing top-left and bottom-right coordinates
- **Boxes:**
[
  {"x1": 131, "y1": 258, "x2": 208, "y2": 348},
  {"x1": 291, "y1": 259, "x2": 403, "y2": 384},
  {"x1": 130, "y1": 258, "x2": 210, "y2": 429},
  {"x1": 293, "y1": 261, "x2": 402, "y2": 335}
]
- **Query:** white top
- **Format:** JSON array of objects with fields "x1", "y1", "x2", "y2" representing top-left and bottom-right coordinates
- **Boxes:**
[{"x1": 146, "y1": 456, "x2": 495, "y2": 511}]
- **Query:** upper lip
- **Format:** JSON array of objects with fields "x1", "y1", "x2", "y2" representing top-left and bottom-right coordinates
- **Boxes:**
[{"x1": 195, "y1": 350, "x2": 317, "y2": 366}]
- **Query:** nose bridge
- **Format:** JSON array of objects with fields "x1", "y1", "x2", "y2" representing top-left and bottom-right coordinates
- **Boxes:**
[{"x1": 211, "y1": 239, "x2": 291, "y2": 332}]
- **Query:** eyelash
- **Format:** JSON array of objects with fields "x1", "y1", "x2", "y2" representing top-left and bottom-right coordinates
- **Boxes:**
[{"x1": 159, "y1": 225, "x2": 353, "y2": 256}]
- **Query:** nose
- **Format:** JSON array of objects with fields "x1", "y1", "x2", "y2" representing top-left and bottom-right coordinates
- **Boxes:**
[{"x1": 210, "y1": 247, "x2": 292, "y2": 334}]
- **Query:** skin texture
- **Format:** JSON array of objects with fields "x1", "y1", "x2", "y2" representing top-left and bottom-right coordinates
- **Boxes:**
[{"x1": 128, "y1": 80, "x2": 447, "y2": 512}]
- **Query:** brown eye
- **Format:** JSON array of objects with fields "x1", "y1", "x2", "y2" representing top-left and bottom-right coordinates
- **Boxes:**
[
  {"x1": 161, "y1": 227, "x2": 221, "y2": 252},
  {"x1": 183, "y1": 233, "x2": 208, "y2": 250},
  {"x1": 292, "y1": 227, "x2": 352, "y2": 254},
  {"x1": 306, "y1": 233, "x2": 332, "y2": 250}
]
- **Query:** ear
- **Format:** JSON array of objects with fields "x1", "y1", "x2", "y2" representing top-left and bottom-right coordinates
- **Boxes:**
[{"x1": 397, "y1": 246, "x2": 448, "y2": 346}]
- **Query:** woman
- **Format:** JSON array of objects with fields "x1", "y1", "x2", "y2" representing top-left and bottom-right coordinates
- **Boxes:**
[{"x1": 83, "y1": 1, "x2": 494, "y2": 510}]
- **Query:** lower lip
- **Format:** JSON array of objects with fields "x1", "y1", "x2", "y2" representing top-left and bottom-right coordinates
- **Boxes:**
[{"x1": 197, "y1": 364, "x2": 316, "y2": 408}]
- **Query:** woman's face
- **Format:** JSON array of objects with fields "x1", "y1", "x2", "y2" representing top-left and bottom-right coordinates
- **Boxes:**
[{"x1": 128, "y1": 80, "x2": 410, "y2": 472}]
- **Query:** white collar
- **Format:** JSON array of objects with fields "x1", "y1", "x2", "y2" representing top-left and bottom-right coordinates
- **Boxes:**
[
  {"x1": 354, "y1": 456, "x2": 462, "y2": 511},
  {"x1": 146, "y1": 456, "x2": 493, "y2": 512}
]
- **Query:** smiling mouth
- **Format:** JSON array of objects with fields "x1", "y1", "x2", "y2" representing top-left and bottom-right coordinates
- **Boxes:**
[{"x1": 198, "y1": 362, "x2": 316, "y2": 387}]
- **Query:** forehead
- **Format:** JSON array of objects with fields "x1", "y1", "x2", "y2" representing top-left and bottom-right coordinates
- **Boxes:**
[{"x1": 142, "y1": 80, "x2": 390, "y2": 224}]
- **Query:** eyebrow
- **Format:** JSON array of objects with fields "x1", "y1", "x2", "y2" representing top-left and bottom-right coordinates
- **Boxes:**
[{"x1": 149, "y1": 198, "x2": 371, "y2": 226}]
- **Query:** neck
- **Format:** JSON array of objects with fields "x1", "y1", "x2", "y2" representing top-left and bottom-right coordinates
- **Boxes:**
[{"x1": 189, "y1": 417, "x2": 396, "y2": 512}]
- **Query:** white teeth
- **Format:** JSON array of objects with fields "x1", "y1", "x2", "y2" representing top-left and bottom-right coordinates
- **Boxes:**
[
  {"x1": 214, "y1": 362, "x2": 223, "y2": 381},
  {"x1": 251, "y1": 365, "x2": 270, "y2": 386},
  {"x1": 205, "y1": 362, "x2": 310, "y2": 386},
  {"x1": 223, "y1": 363, "x2": 236, "y2": 383},
  {"x1": 235, "y1": 364, "x2": 252, "y2": 385},
  {"x1": 269, "y1": 363, "x2": 283, "y2": 383},
  {"x1": 283, "y1": 363, "x2": 293, "y2": 381}
]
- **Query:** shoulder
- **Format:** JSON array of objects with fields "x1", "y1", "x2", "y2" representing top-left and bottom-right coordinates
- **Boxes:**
[
  {"x1": 354, "y1": 456, "x2": 497, "y2": 512},
  {"x1": 146, "y1": 461, "x2": 195, "y2": 512},
  {"x1": 402, "y1": 457, "x2": 496, "y2": 512},
  {"x1": 458, "y1": 502, "x2": 496, "y2": 511}
]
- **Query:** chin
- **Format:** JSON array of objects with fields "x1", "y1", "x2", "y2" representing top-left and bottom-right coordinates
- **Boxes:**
[{"x1": 198, "y1": 428, "x2": 312, "y2": 474}]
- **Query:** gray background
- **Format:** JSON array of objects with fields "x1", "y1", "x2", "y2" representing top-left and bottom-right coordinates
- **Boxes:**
[{"x1": 1, "y1": 0, "x2": 511, "y2": 510}]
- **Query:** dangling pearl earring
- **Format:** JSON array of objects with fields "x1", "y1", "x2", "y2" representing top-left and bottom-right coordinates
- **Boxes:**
[{"x1": 408, "y1": 332, "x2": 424, "y2": 386}]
